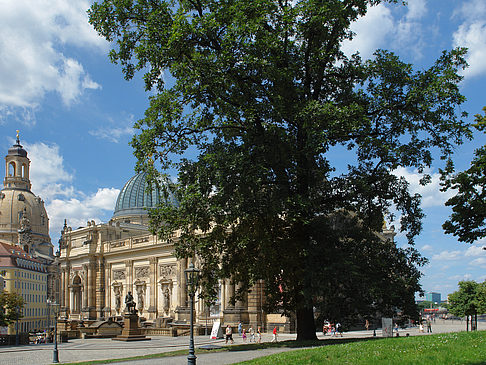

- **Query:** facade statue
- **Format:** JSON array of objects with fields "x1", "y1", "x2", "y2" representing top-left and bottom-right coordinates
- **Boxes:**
[
  {"x1": 124, "y1": 291, "x2": 136, "y2": 314},
  {"x1": 162, "y1": 287, "x2": 170, "y2": 314},
  {"x1": 136, "y1": 286, "x2": 144, "y2": 314},
  {"x1": 114, "y1": 287, "x2": 121, "y2": 313}
]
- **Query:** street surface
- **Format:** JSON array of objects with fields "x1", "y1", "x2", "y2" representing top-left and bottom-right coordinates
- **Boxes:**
[{"x1": 0, "y1": 319, "x2": 482, "y2": 365}]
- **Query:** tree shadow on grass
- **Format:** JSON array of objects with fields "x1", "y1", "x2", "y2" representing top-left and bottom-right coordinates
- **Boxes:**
[{"x1": 223, "y1": 336, "x2": 381, "y2": 352}]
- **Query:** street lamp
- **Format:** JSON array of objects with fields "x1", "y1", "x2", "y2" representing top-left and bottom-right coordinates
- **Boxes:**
[
  {"x1": 184, "y1": 262, "x2": 200, "y2": 365},
  {"x1": 48, "y1": 300, "x2": 60, "y2": 363},
  {"x1": 15, "y1": 305, "x2": 20, "y2": 346}
]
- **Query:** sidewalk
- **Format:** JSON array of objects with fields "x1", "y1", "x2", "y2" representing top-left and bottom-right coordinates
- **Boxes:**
[{"x1": 0, "y1": 319, "x2": 482, "y2": 365}]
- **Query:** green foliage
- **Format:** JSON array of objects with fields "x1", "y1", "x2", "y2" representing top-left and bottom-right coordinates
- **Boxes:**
[
  {"x1": 0, "y1": 291, "x2": 24, "y2": 327},
  {"x1": 442, "y1": 107, "x2": 486, "y2": 243},
  {"x1": 448, "y1": 280, "x2": 486, "y2": 318},
  {"x1": 89, "y1": 0, "x2": 470, "y2": 339},
  {"x1": 417, "y1": 301, "x2": 437, "y2": 311}
]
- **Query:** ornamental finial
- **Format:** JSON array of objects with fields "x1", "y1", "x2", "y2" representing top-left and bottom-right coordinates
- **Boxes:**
[{"x1": 16, "y1": 130, "x2": 20, "y2": 144}]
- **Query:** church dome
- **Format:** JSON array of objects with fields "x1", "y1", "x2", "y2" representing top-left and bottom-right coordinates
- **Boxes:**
[{"x1": 112, "y1": 172, "x2": 177, "y2": 220}]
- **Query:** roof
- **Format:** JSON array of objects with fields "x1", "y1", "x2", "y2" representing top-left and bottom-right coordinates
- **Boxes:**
[
  {"x1": 0, "y1": 241, "x2": 47, "y2": 272},
  {"x1": 112, "y1": 172, "x2": 178, "y2": 219}
]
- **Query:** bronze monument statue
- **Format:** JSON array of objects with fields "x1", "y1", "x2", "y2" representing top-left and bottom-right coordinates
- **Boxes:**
[{"x1": 125, "y1": 291, "x2": 136, "y2": 314}]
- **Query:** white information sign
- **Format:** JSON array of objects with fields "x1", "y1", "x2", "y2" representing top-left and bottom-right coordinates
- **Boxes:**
[
  {"x1": 381, "y1": 317, "x2": 393, "y2": 337},
  {"x1": 210, "y1": 321, "x2": 222, "y2": 339}
]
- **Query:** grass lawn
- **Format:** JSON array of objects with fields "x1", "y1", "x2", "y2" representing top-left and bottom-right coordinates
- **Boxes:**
[{"x1": 238, "y1": 331, "x2": 486, "y2": 365}]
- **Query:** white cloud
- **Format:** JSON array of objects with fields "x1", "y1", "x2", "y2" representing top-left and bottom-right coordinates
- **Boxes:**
[
  {"x1": 393, "y1": 167, "x2": 456, "y2": 208},
  {"x1": 22, "y1": 140, "x2": 118, "y2": 243},
  {"x1": 449, "y1": 273, "x2": 473, "y2": 282},
  {"x1": 469, "y1": 257, "x2": 486, "y2": 268},
  {"x1": 342, "y1": 4, "x2": 394, "y2": 59},
  {"x1": 0, "y1": 0, "x2": 105, "y2": 117},
  {"x1": 464, "y1": 244, "x2": 485, "y2": 257},
  {"x1": 452, "y1": 0, "x2": 486, "y2": 78},
  {"x1": 89, "y1": 126, "x2": 134, "y2": 143},
  {"x1": 342, "y1": 1, "x2": 428, "y2": 59},
  {"x1": 421, "y1": 244, "x2": 434, "y2": 252},
  {"x1": 23, "y1": 141, "x2": 73, "y2": 200},
  {"x1": 432, "y1": 250, "x2": 462, "y2": 261},
  {"x1": 46, "y1": 188, "x2": 119, "y2": 236},
  {"x1": 89, "y1": 114, "x2": 135, "y2": 143}
]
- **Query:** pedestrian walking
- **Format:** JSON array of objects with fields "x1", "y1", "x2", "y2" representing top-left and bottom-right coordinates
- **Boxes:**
[
  {"x1": 238, "y1": 321, "x2": 242, "y2": 336},
  {"x1": 427, "y1": 320, "x2": 432, "y2": 333},
  {"x1": 365, "y1": 319, "x2": 370, "y2": 331},
  {"x1": 225, "y1": 325, "x2": 234, "y2": 344},
  {"x1": 336, "y1": 322, "x2": 343, "y2": 337},
  {"x1": 249, "y1": 326, "x2": 255, "y2": 342},
  {"x1": 257, "y1": 326, "x2": 262, "y2": 343},
  {"x1": 271, "y1": 326, "x2": 278, "y2": 342},
  {"x1": 242, "y1": 328, "x2": 247, "y2": 343}
]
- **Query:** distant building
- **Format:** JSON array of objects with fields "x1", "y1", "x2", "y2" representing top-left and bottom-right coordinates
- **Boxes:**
[
  {"x1": 0, "y1": 132, "x2": 59, "y2": 334},
  {"x1": 0, "y1": 242, "x2": 49, "y2": 334},
  {"x1": 425, "y1": 292, "x2": 441, "y2": 303}
]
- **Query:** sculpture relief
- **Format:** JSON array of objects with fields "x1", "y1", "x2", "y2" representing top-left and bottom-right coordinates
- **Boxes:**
[
  {"x1": 135, "y1": 266, "x2": 149, "y2": 279},
  {"x1": 113, "y1": 270, "x2": 126, "y2": 280},
  {"x1": 159, "y1": 264, "x2": 176, "y2": 278}
]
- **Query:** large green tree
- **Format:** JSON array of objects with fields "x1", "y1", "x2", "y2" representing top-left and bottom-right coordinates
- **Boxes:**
[
  {"x1": 89, "y1": 0, "x2": 470, "y2": 340},
  {"x1": 0, "y1": 291, "x2": 23, "y2": 328},
  {"x1": 442, "y1": 108, "x2": 486, "y2": 243}
]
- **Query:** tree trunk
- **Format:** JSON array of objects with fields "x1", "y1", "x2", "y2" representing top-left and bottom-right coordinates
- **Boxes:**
[
  {"x1": 466, "y1": 316, "x2": 469, "y2": 332},
  {"x1": 296, "y1": 306, "x2": 317, "y2": 341}
]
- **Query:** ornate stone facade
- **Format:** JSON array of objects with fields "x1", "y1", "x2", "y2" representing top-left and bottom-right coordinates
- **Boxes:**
[{"x1": 58, "y1": 172, "x2": 275, "y2": 332}]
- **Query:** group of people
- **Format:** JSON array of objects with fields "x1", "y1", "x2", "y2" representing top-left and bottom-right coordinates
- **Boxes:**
[
  {"x1": 322, "y1": 320, "x2": 343, "y2": 337},
  {"x1": 225, "y1": 322, "x2": 278, "y2": 344},
  {"x1": 419, "y1": 320, "x2": 433, "y2": 333}
]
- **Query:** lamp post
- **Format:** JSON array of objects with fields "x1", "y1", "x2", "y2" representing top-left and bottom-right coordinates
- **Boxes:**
[
  {"x1": 15, "y1": 305, "x2": 20, "y2": 346},
  {"x1": 48, "y1": 300, "x2": 60, "y2": 363},
  {"x1": 184, "y1": 262, "x2": 200, "y2": 365}
]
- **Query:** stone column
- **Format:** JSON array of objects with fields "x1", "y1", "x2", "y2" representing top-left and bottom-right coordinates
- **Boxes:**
[
  {"x1": 105, "y1": 263, "x2": 111, "y2": 317},
  {"x1": 83, "y1": 265, "x2": 89, "y2": 309},
  {"x1": 96, "y1": 257, "x2": 105, "y2": 319},
  {"x1": 89, "y1": 262, "x2": 96, "y2": 309},
  {"x1": 65, "y1": 264, "x2": 71, "y2": 310},
  {"x1": 125, "y1": 260, "x2": 133, "y2": 294},
  {"x1": 60, "y1": 269, "x2": 65, "y2": 307},
  {"x1": 178, "y1": 258, "x2": 187, "y2": 307},
  {"x1": 235, "y1": 282, "x2": 245, "y2": 309},
  {"x1": 148, "y1": 257, "x2": 157, "y2": 318},
  {"x1": 225, "y1": 279, "x2": 234, "y2": 308}
]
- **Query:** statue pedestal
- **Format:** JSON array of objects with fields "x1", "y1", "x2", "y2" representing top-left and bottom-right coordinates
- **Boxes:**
[{"x1": 112, "y1": 313, "x2": 151, "y2": 342}]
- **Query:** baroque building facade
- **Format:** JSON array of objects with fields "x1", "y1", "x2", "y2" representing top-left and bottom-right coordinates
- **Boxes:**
[
  {"x1": 0, "y1": 133, "x2": 58, "y2": 334},
  {"x1": 58, "y1": 172, "x2": 276, "y2": 332}
]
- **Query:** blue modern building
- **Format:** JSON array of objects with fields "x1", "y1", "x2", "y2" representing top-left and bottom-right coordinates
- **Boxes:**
[{"x1": 425, "y1": 292, "x2": 441, "y2": 303}]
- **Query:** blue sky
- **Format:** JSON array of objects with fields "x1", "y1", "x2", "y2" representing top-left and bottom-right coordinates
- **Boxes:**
[{"x1": 0, "y1": 0, "x2": 485, "y2": 300}]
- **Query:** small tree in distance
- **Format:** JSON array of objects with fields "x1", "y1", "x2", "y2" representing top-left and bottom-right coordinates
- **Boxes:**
[
  {"x1": 0, "y1": 291, "x2": 23, "y2": 328},
  {"x1": 448, "y1": 280, "x2": 486, "y2": 331}
]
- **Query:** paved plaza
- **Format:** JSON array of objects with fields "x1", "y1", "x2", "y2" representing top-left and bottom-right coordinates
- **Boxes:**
[{"x1": 0, "y1": 319, "x2": 483, "y2": 365}]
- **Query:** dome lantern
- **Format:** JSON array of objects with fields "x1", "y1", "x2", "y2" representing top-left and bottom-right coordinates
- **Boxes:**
[{"x1": 4, "y1": 131, "x2": 31, "y2": 191}]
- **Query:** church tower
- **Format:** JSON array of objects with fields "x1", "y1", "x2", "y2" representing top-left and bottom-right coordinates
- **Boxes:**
[
  {"x1": 4, "y1": 130, "x2": 31, "y2": 191},
  {"x1": 0, "y1": 132, "x2": 52, "y2": 257}
]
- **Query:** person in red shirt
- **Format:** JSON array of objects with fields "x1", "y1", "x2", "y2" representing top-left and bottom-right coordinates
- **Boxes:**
[{"x1": 271, "y1": 326, "x2": 278, "y2": 342}]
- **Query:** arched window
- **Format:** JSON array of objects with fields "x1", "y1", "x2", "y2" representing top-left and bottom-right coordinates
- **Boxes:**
[
  {"x1": 21, "y1": 164, "x2": 27, "y2": 178},
  {"x1": 23, "y1": 245, "x2": 29, "y2": 253},
  {"x1": 8, "y1": 162, "x2": 15, "y2": 177}
]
